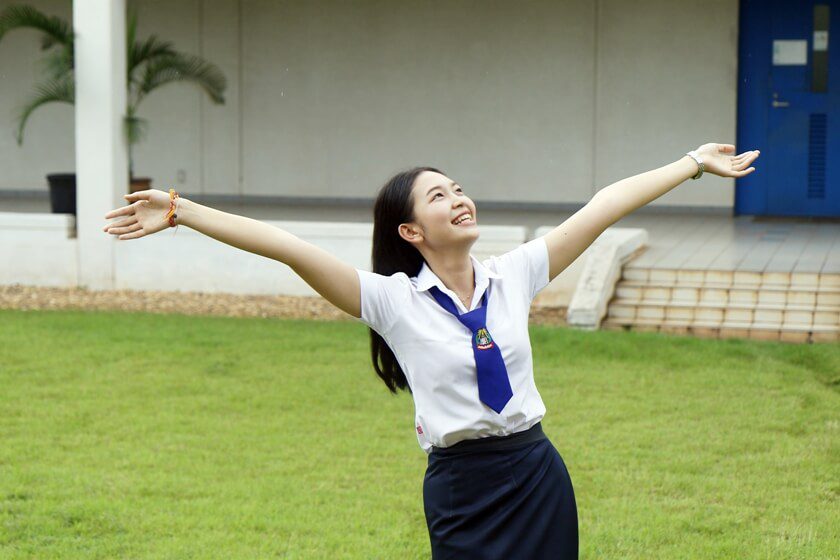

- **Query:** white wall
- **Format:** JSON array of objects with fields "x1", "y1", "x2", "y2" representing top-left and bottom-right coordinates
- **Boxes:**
[
  {"x1": 0, "y1": 212, "x2": 77, "y2": 285},
  {"x1": 0, "y1": 0, "x2": 739, "y2": 208},
  {"x1": 0, "y1": 213, "x2": 538, "y2": 296},
  {"x1": 0, "y1": 210, "x2": 619, "y2": 308}
]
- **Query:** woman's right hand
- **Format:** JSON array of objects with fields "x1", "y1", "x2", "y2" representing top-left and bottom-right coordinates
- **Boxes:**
[{"x1": 102, "y1": 189, "x2": 175, "y2": 240}]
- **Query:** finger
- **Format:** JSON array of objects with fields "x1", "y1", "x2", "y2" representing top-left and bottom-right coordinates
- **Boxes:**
[
  {"x1": 124, "y1": 191, "x2": 150, "y2": 201},
  {"x1": 118, "y1": 227, "x2": 146, "y2": 240},
  {"x1": 108, "y1": 222, "x2": 142, "y2": 235},
  {"x1": 732, "y1": 158, "x2": 751, "y2": 171},
  {"x1": 104, "y1": 205, "x2": 135, "y2": 219},
  {"x1": 733, "y1": 150, "x2": 760, "y2": 165},
  {"x1": 717, "y1": 144, "x2": 735, "y2": 153},
  {"x1": 736, "y1": 167, "x2": 755, "y2": 177},
  {"x1": 103, "y1": 216, "x2": 136, "y2": 230},
  {"x1": 737, "y1": 152, "x2": 760, "y2": 166}
]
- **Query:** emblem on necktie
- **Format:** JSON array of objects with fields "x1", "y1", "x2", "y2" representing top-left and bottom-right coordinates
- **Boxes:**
[{"x1": 475, "y1": 328, "x2": 494, "y2": 350}]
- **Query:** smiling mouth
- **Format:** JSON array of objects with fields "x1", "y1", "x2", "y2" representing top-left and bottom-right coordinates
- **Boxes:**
[{"x1": 451, "y1": 213, "x2": 475, "y2": 226}]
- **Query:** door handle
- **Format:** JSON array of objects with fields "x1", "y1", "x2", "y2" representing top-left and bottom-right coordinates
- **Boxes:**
[{"x1": 772, "y1": 100, "x2": 790, "y2": 107}]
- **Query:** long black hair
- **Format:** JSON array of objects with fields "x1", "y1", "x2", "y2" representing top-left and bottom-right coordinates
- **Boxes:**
[{"x1": 369, "y1": 165, "x2": 444, "y2": 394}]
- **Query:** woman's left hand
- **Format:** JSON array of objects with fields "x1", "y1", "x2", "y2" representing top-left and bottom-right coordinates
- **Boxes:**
[{"x1": 693, "y1": 143, "x2": 761, "y2": 178}]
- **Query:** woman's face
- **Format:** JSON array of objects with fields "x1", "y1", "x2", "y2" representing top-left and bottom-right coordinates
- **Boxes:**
[{"x1": 398, "y1": 170, "x2": 479, "y2": 251}]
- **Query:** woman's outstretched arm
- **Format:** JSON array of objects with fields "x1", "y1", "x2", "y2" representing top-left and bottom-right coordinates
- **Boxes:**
[
  {"x1": 103, "y1": 191, "x2": 362, "y2": 319},
  {"x1": 541, "y1": 143, "x2": 761, "y2": 281},
  {"x1": 593, "y1": 144, "x2": 760, "y2": 222}
]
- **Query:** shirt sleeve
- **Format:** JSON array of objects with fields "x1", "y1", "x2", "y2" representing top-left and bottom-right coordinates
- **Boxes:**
[
  {"x1": 492, "y1": 236, "x2": 550, "y2": 302},
  {"x1": 355, "y1": 268, "x2": 412, "y2": 334}
]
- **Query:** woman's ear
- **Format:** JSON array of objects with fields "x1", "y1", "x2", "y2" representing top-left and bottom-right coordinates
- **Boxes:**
[{"x1": 398, "y1": 223, "x2": 422, "y2": 245}]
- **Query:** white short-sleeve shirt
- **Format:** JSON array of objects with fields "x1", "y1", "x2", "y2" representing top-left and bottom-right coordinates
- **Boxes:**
[{"x1": 355, "y1": 236, "x2": 551, "y2": 455}]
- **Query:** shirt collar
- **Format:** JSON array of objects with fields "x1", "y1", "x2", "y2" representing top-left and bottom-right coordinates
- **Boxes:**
[{"x1": 415, "y1": 254, "x2": 502, "y2": 293}]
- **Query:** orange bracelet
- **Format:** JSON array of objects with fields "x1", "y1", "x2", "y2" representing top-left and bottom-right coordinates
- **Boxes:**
[{"x1": 166, "y1": 188, "x2": 180, "y2": 228}]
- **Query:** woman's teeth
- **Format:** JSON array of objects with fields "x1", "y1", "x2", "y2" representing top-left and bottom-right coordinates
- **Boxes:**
[{"x1": 452, "y1": 214, "x2": 473, "y2": 225}]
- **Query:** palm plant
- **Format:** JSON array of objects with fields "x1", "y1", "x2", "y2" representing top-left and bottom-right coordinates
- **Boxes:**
[{"x1": 0, "y1": 4, "x2": 226, "y2": 181}]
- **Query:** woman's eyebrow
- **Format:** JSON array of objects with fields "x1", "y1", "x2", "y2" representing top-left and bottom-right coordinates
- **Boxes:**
[{"x1": 426, "y1": 181, "x2": 459, "y2": 196}]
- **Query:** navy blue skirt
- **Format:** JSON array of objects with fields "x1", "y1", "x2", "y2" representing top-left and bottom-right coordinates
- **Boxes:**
[{"x1": 423, "y1": 422, "x2": 578, "y2": 559}]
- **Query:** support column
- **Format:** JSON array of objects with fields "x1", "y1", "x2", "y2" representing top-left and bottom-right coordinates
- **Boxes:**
[{"x1": 74, "y1": 0, "x2": 127, "y2": 290}]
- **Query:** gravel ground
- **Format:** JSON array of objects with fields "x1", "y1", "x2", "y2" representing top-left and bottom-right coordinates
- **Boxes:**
[{"x1": 0, "y1": 284, "x2": 569, "y2": 326}]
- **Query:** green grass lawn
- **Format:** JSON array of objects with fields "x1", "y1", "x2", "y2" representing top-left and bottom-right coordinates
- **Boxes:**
[{"x1": 0, "y1": 309, "x2": 837, "y2": 559}]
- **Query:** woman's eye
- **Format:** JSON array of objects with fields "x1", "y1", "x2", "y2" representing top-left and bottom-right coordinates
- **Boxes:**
[{"x1": 432, "y1": 188, "x2": 462, "y2": 200}]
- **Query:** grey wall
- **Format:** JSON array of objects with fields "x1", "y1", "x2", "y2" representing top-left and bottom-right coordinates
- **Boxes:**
[{"x1": 0, "y1": 0, "x2": 740, "y2": 208}]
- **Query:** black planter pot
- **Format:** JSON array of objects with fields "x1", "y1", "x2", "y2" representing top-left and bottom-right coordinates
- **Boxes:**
[{"x1": 46, "y1": 173, "x2": 76, "y2": 215}]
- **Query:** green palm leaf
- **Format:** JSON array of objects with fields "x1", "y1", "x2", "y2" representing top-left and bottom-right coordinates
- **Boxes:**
[
  {"x1": 127, "y1": 12, "x2": 180, "y2": 87},
  {"x1": 41, "y1": 44, "x2": 74, "y2": 81},
  {"x1": 2, "y1": 3, "x2": 226, "y2": 158},
  {"x1": 0, "y1": 5, "x2": 73, "y2": 50},
  {"x1": 129, "y1": 35, "x2": 178, "y2": 80},
  {"x1": 137, "y1": 53, "x2": 226, "y2": 105},
  {"x1": 14, "y1": 75, "x2": 74, "y2": 145},
  {"x1": 125, "y1": 106, "x2": 149, "y2": 146}
]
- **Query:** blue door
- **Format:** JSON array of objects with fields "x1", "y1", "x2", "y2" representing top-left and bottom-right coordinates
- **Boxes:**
[{"x1": 736, "y1": 0, "x2": 839, "y2": 217}]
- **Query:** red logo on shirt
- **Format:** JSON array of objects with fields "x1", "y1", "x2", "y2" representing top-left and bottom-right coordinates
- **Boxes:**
[{"x1": 416, "y1": 425, "x2": 424, "y2": 435}]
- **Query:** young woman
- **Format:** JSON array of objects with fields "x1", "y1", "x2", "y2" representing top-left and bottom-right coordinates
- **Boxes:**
[{"x1": 103, "y1": 144, "x2": 760, "y2": 558}]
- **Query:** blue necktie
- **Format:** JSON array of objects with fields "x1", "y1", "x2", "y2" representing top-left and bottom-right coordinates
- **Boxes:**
[{"x1": 428, "y1": 285, "x2": 513, "y2": 414}]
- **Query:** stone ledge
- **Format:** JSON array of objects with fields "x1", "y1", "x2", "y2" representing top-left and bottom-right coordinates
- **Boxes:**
[{"x1": 565, "y1": 228, "x2": 648, "y2": 329}]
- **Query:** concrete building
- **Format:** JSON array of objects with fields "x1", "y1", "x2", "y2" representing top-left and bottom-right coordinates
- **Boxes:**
[
  {"x1": 2, "y1": 0, "x2": 748, "y2": 210},
  {"x1": 1, "y1": 0, "x2": 837, "y2": 342}
]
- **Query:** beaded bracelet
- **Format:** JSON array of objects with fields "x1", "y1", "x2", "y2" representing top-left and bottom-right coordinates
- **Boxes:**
[{"x1": 165, "y1": 188, "x2": 180, "y2": 230}]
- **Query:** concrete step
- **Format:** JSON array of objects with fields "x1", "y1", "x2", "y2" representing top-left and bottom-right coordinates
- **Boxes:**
[
  {"x1": 602, "y1": 317, "x2": 840, "y2": 343},
  {"x1": 609, "y1": 297, "x2": 840, "y2": 314},
  {"x1": 604, "y1": 313, "x2": 840, "y2": 331},
  {"x1": 607, "y1": 299, "x2": 839, "y2": 326},
  {"x1": 616, "y1": 280, "x2": 840, "y2": 299},
  {"x1": 615, "y1": 283, "x2": 840, "y2": 308},
  {"x1": 606, "y1": 265, "x2": 840, "y2": 343},
  {"x1": 621, "y1": 267, "x2": 840, "y2": 289}
]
